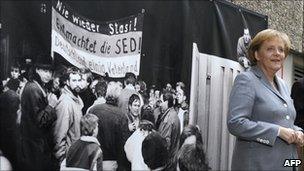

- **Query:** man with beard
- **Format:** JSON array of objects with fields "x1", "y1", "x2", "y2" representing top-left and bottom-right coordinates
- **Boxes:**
[
  {"x1": 54, "y1": 67, "x2": 84, "y2": 163},
  {"x1": 19, "y1": 58, "x2": 58, "y2": 171}
]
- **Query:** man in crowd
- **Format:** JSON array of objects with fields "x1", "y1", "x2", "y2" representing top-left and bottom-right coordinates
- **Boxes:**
[
  {"x1": 86, "y1": 79, "x2": 108, "y2": 113},
  {"x1": 175, "y1": 85, "x2": 189, "y2": 133},
  {"x1": 54, "y1": 67, "x2": 83, "y2": 163},
  {"x1": 237, "y1": 28, "x2": 251, "y2": 68},
  {"x1": 175, "y1": 81, "x2": 185, "y2": 92},
  {"x1": 88, "y1": 81, "x2": 130, "y2": 171},
  {"x1": 19, "y1": 58, "x2": 58, "y2": 170},
  {"x1": 79, "y1": 68, "x2": 96, "y2": 115},
  {"x1": 156, "y1": 91, "x2": 180, "y2": 171},
  {"x1": 118, "y1": 72, "x2": 138, "y2": 115}
]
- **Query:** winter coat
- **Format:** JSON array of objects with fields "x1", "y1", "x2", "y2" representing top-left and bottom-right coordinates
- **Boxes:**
[
  {"x1": 20, "y1": 80, "x2": 57, "y2": 171},
  {"x1": 88, "y1": 102, "x2": 131, "y2": 171},
  {"x1": 66, "y1": 136, "x2": 102, "y2": 171},
  {"x1": 157, "y1": 107, "x2": 180, "y2": 171},
  {"x1": 54, "y1": 86, "x2": 83, "y2": 162}
]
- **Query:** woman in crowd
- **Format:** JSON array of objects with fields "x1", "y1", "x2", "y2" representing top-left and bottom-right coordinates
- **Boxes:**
[
  {"x1": 227, "y1": 29, "x2": 304, "y2": 170},
  {"x1": 124, "y1": 105, "x2": 156, "y2": 170},
  {"x1": 179, "y1": 125, "x2": 203, "y2": 148},
  {"x1": 177, "y1": 125, "x2": 210, "y2": 171},
  {"x1": 177, "y1": 143, "x2": 209, "y2": 171},
  {"x1": 61, "y1": 113, "x2": 102, "y2": 171},
  {"x1": 126, "y1": 94, "x2": 141, "y2": 133}
]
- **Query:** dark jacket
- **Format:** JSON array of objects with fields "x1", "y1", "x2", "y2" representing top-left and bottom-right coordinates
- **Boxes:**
[
  {"x1": 292, "y1": 78, "x2": 304, "y2": 129},
  {"x1": 20, "y1": 79, "x2": 57, "y2": 171},
  {"x1": 157, "y1": 107, "x2": 180, "y2": 171},
  {"x1": 88, "y1": 101, "x2": 131, "y2": 171},
  {"x1": 66, "y1": 136, "x2": 102, "y2": 171},
  {"x1": 118, "y1": 87, "x2": 137, "y2": 115},
  {"x1": 79, "y1": 88, "x2": 96, "y2": 115},
  {"x1": 0, "y1": 90, "x2": 20, "y2": 170}
]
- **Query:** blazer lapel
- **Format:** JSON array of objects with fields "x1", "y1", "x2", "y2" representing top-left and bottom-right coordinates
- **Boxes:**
[
  {"x1": 274, "y1": 76, "x2": 289, "y2": 103},
  {"x1": 250, "y1": 66, "x2": 286, "y2": 103}
]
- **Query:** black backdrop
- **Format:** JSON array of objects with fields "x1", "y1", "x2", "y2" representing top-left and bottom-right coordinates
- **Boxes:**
[{"x1": 0, "y1": 0, "x2": 267, "y2": 92}]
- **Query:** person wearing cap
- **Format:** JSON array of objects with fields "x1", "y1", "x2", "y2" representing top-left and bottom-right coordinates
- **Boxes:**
[{"x1": 19, "y1": 56, "x2": 59, "y2": 170}]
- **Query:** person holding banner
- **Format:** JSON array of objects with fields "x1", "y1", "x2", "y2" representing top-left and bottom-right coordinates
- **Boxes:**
[{"x1": 227, "y1": 29, "x2": 304, "y2": 170}]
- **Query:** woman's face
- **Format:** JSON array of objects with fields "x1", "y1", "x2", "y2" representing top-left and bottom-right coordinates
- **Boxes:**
[
  {"x1": 255, "y1": 37, "x2": 286, "y2": 74},
  {"x1": 53, "y1": 77, "x2": 60, "y2": 90},
  {"x1": 11, "y1": 68, "x2": 20, "y2": 79},
  {"x1": 129, "y1": 99, "x2": 141, "y2": 117},
  {"x1": 135, "y1": 84, "x2": 141, "y2": 92}
]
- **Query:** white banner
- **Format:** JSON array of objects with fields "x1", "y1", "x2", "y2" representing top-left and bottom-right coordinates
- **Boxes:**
[{"x1": 51, "y1": 0, "x2": 143, "y2": 77}]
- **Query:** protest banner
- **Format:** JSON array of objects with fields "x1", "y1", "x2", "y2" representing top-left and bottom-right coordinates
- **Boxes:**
[{"x1": 51, "y1": 0, "x2": 144, "y2": 77}]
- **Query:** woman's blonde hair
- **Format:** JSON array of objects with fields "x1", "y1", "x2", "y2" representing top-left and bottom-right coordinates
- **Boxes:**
[{"x1": 248, "y1": 29, "x2": 291, "y2": 65}]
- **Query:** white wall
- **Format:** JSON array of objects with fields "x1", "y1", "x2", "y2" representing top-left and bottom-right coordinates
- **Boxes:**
[{"x1": 282, "y1": 54, "x2": 294, "y2": 91}]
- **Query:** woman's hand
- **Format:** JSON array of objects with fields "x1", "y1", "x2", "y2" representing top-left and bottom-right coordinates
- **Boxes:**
[
  {"x1": 294, "y1": 131, "x2": 304, "y2": 147},
  {"x1": 279, "y1": 126, "x2": 297, "y2": 144},
  {"x1": 128, "y1": 122, "x2": 136, "y2": 131}
]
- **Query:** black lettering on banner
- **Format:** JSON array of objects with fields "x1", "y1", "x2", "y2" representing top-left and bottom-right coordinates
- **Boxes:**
[
  {"x1": 100, "y1": 41, "x2": 111, "y2": 54},
  {"x1": 130, "y1": 37, "x2": 136, "y2": 52},
  {"x1": 114, "y1": 37, "x2": 140, "y2": 55},
  {"x1": 122, "y1": 38, "x2": 128, "y2": 53},
  {"x1": 115, "y1": 39, "x2": 121, "y2": 54}
]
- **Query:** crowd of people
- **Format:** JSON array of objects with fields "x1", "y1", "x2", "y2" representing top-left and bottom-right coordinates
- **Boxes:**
[{"x1": 0, "y1": 60, "x2": 210, "y2": 171}]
